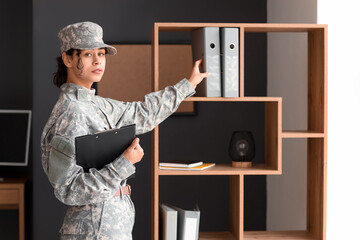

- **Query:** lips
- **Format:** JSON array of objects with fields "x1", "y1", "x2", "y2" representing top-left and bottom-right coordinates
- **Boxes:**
[{"x1": 92, "y1": 69, "x2": 103, "y2": 74}]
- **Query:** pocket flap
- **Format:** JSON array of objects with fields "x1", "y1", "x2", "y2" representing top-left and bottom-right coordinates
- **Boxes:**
[{"x1": 60, "y1": 220, "x2": 85, "y2": 235}]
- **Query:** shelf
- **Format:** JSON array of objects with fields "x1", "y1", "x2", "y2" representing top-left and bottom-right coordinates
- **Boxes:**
[
  {"x1": 282, "y1": 131, "x2": 325, "y2": 138},
  {"x1": 155, "y1": 22, "x2": 327, "y2": 33},
  {"x1": 157, "y1": 164, "x2": 280, "y2": 176},
  {"x1": 244, "y1": 231, "x2": 317, "y2": 240},
  {"x1": 152, "y1": 22, "x2": 327, "y2": 240},
  {"x1": 199, "y1": 231, "x2": 236, "y2": 240},
  {"x1": 184, "y1": 97, "x2": 282, "y2": 102}
]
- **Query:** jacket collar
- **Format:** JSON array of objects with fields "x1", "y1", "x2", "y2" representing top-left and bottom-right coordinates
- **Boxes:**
[{"x1": 60, "y1": 83, "x2": 96, "y2": 101}]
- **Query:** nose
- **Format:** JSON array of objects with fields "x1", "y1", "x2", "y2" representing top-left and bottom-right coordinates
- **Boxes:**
[{"x1": 93, "y1": 55, "x2": 101, "y2": 65}]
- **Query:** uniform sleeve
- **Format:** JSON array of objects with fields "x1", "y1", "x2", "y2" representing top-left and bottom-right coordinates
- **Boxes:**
[
  {"x1": 47, "y1": 134, "x2": 135, "y2": 206},
  {"x1": 98, "y1": 78, "x2": 195, "y2": 134}
]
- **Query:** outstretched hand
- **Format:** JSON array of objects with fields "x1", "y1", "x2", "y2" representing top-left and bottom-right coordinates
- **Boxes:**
[
  {"x1": 123, "y1": 138, "x2": 144, "y2": 165},
  {"x1": 188, "y1": 59, "x2": 210, "y2": 89}
]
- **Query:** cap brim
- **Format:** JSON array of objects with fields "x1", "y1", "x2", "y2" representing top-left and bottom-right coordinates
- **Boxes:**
[
  {"x1": 77, "y1": 43, "x2": 117, "y2": 55},
  {"x1": 103, "y1": 44, "x2": 117, "y2": 55}
]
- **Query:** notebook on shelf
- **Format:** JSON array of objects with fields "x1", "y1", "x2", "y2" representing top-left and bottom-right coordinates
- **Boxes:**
[
  {"x1": 159, "y1": 161, "x2": 203, "y2": 168},
  {"x1": 159, "y1": 163, "x2": 215, "y2": 171}
]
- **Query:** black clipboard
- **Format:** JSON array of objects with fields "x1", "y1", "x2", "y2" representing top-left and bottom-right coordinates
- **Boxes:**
[{"x1": 75, "y1": 124, "x2": 136, "y2": 177}]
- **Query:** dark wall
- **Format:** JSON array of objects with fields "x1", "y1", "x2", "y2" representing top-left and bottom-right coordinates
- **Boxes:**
[
  {"x1": 0, "y1": 1, "x2": 32, "y2": 240},
  {"x1": 32, "y1": 0, "x2": 266, "y2": 239}
]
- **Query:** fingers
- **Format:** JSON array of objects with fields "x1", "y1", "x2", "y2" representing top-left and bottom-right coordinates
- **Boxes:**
[
  {"x1": 130, "y1": 137, "x2": 144, "y2": 153},
  {"x1": 129, "y1": 137, "x2": 140, "y2": 149},
  {"x1": 134, "y1": 143, "x2": 144, "y2": 154}
]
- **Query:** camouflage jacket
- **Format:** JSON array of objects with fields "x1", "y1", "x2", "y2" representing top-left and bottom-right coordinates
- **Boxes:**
[{"x1": 40, "y1": 79, "x2": 195, "y2": 238}]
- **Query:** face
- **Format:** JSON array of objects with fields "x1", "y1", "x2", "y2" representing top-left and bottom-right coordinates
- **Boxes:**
[{"x1": 63, "y1": 48, "x2": 106, "y2": 89}]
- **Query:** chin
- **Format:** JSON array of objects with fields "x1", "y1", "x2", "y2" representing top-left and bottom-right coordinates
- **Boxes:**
[{"x1": 91, "y1": 77, "x2": 103, "y2": 83}]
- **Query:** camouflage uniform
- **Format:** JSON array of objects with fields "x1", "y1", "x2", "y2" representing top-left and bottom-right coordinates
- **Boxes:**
[{"x1": 41, "y1": 80, "x2": 195, "y2": 239}]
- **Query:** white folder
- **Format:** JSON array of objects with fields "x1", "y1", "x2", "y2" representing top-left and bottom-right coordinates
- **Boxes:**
[
  {"x1": 172, "y1": 205, "x2": 200, "y2": 240},
  {"x1": 191, "y1": 27, "x2": 221, "y2": 97},
  {"x1": 160, "y1": 204, "x2": 178, "y2": 240},
  {"x1": 221, "y1": 27, "x2": 239, "y2": 97}
]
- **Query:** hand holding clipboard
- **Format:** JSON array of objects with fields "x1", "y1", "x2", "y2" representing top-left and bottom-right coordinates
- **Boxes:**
[
  {"x1": 75, "y1": 124, "x2": 140, "y2": 178},
  {"x1": 122, "y1": 137, "x2": 144, "y2": 165}
]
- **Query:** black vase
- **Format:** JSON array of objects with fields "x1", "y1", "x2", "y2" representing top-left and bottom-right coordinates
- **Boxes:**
[{"x1": 228, "y1": 131, "x2": 255, "y2": 168}]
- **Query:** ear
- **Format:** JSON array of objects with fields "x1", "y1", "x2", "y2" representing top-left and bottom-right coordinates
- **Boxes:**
[{"x1": 62, "y1": 52, "x2": 73, "y2": 68}]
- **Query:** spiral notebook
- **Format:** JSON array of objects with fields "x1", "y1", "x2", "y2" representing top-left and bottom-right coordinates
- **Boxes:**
[{"x1": 75, "y1": 124, "x2": 136, "y2": 178}]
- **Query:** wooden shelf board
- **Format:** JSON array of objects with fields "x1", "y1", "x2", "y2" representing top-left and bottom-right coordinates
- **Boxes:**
[
  {"x1": 199, "y1": 231, "x2": 236, "y2": 240},
  {"x1": 155, "y1": 22, "x2": 326, "y2": 33},
  {"x1": 244, "y1": 231, "x2": 317, "y2": 240},
  {"x1": 184, "y1": 97, "x2": 281, "y2": 102},
  {"x1": 282, "y1": 131, "x2": 325, "y2": 138},
  {"x1": 158, "y1": 164, "x2": 280, "y2": 176},
  {"x1": 244, "y1": 24, "x2": 326, "y2": 32}
]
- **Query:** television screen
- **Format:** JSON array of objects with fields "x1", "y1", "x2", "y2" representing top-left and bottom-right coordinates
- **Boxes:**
[{"x1": 0, "y1": 110, "x2": 31, "y2": 166}]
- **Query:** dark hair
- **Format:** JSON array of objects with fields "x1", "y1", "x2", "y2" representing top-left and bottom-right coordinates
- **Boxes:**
[{"x1": 53, "y1": 49, "x2": 83, "y2": 88}]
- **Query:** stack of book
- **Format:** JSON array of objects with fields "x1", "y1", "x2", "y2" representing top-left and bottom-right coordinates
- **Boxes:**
[
  {"x1": 159, "y1": 161, "x2": 215, "y2": 171},
  {"x1": 191, "y1": 27, "x2": 239, "y2": 98},
  {"x1": 160, "y1": 203, "x2": 200, "y2": 240}
]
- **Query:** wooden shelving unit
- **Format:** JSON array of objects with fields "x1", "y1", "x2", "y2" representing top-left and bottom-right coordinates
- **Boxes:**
[{"x1": 151, "y1": 23, "x2": 327, "y2": 240}]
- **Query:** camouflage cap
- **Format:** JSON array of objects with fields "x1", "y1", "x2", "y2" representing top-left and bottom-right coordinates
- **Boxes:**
[{"x1": 58, "y1": 21, "x2": 117, "y2": 55}]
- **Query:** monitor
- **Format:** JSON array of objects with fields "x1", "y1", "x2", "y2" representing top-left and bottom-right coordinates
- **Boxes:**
[{"x1": 0, "y1": 110, "x2": 31, "y2": 166}]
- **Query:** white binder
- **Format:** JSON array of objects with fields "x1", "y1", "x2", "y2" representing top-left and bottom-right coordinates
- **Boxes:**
[
  {"x1": 221, "y1": 27, "x2": 239, "y2": 97},
  {"x1": 191, "y1": 27, "x2": 221, "y2": 97},
  {"x1": 172, "y1": 205, "x2": 200, "y2": 240},
  {"x1": 160, "y1": 204, "x2": 178, "y2": 240}
]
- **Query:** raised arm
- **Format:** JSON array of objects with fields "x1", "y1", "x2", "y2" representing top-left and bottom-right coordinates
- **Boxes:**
[{"x1": 98, "y1": 59, "x2": 209, "y2": 134}]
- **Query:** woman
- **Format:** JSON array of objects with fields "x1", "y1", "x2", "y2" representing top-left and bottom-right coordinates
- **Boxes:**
[{"x1": 40, "y1": 21, "x2": 209, "y2": 239}]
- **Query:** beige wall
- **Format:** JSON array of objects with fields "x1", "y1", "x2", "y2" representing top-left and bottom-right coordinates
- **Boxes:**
[{"x1": 267, "y1": 0, "x2": 317, "y2": 230}]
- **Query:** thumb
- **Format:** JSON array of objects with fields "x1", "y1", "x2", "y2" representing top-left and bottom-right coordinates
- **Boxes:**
[
  {"x1": 129, "y1": 138, "x2": 140, "y2": 149},
  {"x1": 195, "y1": 59, "x2": 203, "y2": 67}
]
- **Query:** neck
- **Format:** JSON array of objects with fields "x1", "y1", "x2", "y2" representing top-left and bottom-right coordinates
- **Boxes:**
[
  {"x1": 67, "y1": 78, "x2": 92, "y2": 89},
  {"x1": 66, "y1": 71, "x2": 93, "y2": 89}
]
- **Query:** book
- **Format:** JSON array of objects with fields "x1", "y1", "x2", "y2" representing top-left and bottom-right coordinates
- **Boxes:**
[
  {"x1": 191, "y1": 27, "x2": 221, "y2": 97},
  {"x1": 160, "y1": 204, "x2": 178, "y2": 240},
  {"x1": 159, "y1": 163, "x2": 215, "y2": 171},
  {"x1": 159, "y1": 161, "x2": 203, "y2": 168}
]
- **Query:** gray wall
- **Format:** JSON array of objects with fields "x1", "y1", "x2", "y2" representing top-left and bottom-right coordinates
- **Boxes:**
[
  {"x1": 0, "y1": 1, "x2": 32, "y2": 240},
  {"x1": 267, "y1": 0, "x2": 317, "y2": 230}
]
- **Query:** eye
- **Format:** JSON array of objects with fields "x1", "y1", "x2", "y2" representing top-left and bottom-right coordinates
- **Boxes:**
[
  {"x1": 84, "y1": 53, "x2": 92, "y2": 57},
  {"x1": 98, "y1": 52, "x2": 105, "y2": 57}
]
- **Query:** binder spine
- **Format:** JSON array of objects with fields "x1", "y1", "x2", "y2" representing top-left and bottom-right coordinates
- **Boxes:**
[
  {"x1": 204, "y1": 27, "x2": 221, "y2": 97},
  {"x1": 221, "y1": 27, "x2": 239, "y2": 97},
  {"x1": 191, "y1": 27, "x2": 221, "y2": 97}
]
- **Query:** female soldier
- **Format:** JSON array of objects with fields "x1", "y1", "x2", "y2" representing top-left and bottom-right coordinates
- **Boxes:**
[{"x1": 40, "y1": 21, "x2": 208, "y2": 239}]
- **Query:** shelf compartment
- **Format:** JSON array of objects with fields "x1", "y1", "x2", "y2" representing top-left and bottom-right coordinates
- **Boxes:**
[
  {"x1": 244, "y1": 231, "x2": 317, "y2": 240},
  {"x1": 157, "y1": 100, "x2": 282, "y2": 176},
  {"x1": 159, "y1": 175, "x2": 242, "y2": 239},
  {"x1": 158, "y1": 164, "x2": 280, "y2": 176},
  {"x1": 282, "y1": 131, "x2": 325, "y2": 138}
]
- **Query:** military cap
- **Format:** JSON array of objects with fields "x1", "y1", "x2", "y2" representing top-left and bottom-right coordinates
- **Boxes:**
[{"x1": 58, "y1": 21, "x2": 117, "y2": 55}]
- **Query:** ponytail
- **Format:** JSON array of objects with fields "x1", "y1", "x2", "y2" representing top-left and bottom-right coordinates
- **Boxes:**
[{"x1": 53, "y1": 49, "x2": 77, "y2": 88}]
